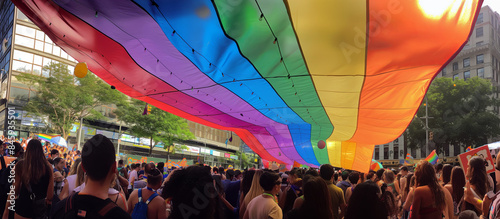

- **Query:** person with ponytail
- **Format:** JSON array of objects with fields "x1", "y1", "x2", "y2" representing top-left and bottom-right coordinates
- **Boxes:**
[{"x1": 464, "y1": 156, "x2": 488, "y2": 216}]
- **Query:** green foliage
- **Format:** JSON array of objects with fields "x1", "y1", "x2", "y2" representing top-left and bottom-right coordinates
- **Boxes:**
[
  {"x1": 16, "y1": 62, "x2": 125, "y2": 139},
  {"x1": 407, "y1": 77, "x2": 500, "y2": 153},
  {"x1": 114, "y1": 99, "x2": 194, "y2": 156},
  {"x1": 237, "y1": 151, "x2": 251, "y2": 168}
]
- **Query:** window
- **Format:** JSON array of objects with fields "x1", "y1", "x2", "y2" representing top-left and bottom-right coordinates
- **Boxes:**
[
  {"x1": 12, "y1": 60, "x2": 32, "y2": 73},
  {"x1": 478, "y1": 68, "x2": 484, "y2": 78},
  {"x1": 384, "y1": 147, "x2": 389, "y2": 160},
  {"x1": 34, "y1": 40, "x2": 43, "y2": 51},
  {"x1": 477, "y1": 54, "x2": 484, "y2": 64},
  {"x1": 43, "y1": 42, "x2": 52, "y2": 53},
  {"x1": 476, "y1": 27, "x2": 483, "y2": 37},
  {"x1": 10, "y1": 87, "x2": 29, "y2": 101},
  {"x1": 463, "y1": 58, "x2": 470, "y2": 67},
  {"x1": 16, "y1": 9, "x2": 30, "y2": 22},
  {"x1": 476, "y1": 41, "x2": 484, "y2": 46},
  {"x1": 13, "y1": 50, "x2": 33, "y2": 63},
  {"x1": 15, "y1": 24, "x2": 35, "y2": 37},
  {"x1": 453, "y1": 62, "x2": 458, "y2": 71},
  {"x1": 442, "y1": 67, "x2": 446, "y2": 76},
  {"x1": 35, "y1": 30, "x2": 44, "y2": 41},
  {"x1": 453, "y1": 74, "x2": 459, "y2": 80},
  {"x1": 14, "y1": 35, "x2": 34, "y2": 48},
  {"x1": 464, "y1": 71, "x2": 470, "y2": 80},
  {"x1": 373, "y1": 147, "x2": 379, "y2": 160},
  {"x1": 393, "y1": 145, "x2": 399, "y2": 159},
  {"x1": 477, "y1": 13, "x2": 483, "y2": 24}
]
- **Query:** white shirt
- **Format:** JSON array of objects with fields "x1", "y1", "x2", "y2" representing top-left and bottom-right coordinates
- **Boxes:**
[
  {"x1": 128, "y1": 170, "x2": 138, "y2": 189},
  {"x1": 66, "y1": 174, "x2": 77, "y2": 193},
  {"x1": 245, "y1": 195, "x2": 283, "y2": 219}
]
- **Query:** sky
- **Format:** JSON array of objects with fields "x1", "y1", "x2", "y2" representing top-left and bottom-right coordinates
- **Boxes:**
[{"x1": 484, "y1": 0, "x2": 500, "y2": 13}]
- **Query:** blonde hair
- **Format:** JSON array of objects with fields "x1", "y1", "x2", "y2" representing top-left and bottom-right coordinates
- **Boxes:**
[
  {"x1": 75, "y1": 163, "x2": 85, "y2": 188},
  {"x1": 242, "y1": 170, "x2": 264, "y2": 208}
]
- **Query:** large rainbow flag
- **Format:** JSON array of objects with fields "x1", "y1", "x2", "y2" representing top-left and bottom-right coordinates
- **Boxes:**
[
  {"x1": 425, "y1": 150, "x2": 439, "y2": 165},
  {"x1": 12, "y1": 0, "x2": 483, "y2": 171},
  {"x1": 37, "y1": 134, "x2": 56, "y2": 142},
  {"x1": 404, "y1": 153, "x2": 414, "y2": 166}
]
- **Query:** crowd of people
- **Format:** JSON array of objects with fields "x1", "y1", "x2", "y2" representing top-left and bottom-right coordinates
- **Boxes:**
[{"x1": 0, "y1": 133, "x2": 499, "y2": 218}]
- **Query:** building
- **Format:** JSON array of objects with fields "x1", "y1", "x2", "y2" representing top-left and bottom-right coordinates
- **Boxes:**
[{"x1": 0, "y1": 2, "x2": 258, "y2": 168}]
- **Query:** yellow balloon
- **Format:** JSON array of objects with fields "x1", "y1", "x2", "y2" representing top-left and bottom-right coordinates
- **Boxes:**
[{"x1": 74, "y1": 62, "x2": 88, "y2": 78}]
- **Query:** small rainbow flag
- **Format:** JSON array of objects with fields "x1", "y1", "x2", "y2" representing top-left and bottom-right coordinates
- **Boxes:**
[
  {"x1": 404, "y1": 153, "x2": 414, "y2": 165},
  {"x1": 38, "y1": 133, "x2": 55, "y2": 142},
  {"x1": 466, "y1": 146, "x2": 473, "y2": 152},
  {"x1": 425, "y1": 150, "x2": 439, "y2": 165}
]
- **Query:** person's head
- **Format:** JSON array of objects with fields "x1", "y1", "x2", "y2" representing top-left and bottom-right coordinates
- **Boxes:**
[
  {"x1": 19, "y1": 139, "x2": 51, "y2": 185},
  {"x1": 320, "y1": 164, "x2": 335, "y2": 182},
  {"x1": 349, "y1": 171, "x2": 360, "y2": 185},
  {"x1": 400, "y1": 166, "x2": 408, "y2": 176},
  {"x1": 345, "y1": 181, "x2": 388, "y2": 219},
  {"x1": 157, "y1": 162, "x2": 164, "y2": 172},
  {"x1": 226, "y1": 169, "x2": 234, "y2": 180},
  {"x1": 415, "y1": 160, "x2": 445, "y2": 210},
  {"x1": 366, "y1": 170, "x2": 376, "y2": 181},
  {"x1": 467, "y1": 156, "x2": 487, "y2": 197},
  {"x1": 145, "y1": 163, "x2": 155, "y2": 175},
  {"x1": 147, "y1": 168, "x2": 163, "y2": 189},
  {"x1": 383, "y1": 169, "x2": 395, "y2": 183},
  {"x1": 442, "y1": 164, "x2": 453, "y2": 185},
  {"x1": 235, "y1": 170, "x2": 242, "y2": 180},
  {"x1": 341, "y1": 171, "x2": 349, "y2": 181},
  {"x1": 11, "y1": 142, "x2": 23, "y2": 158},
  {"x1": 212, "y1": 167, "x2": 218, "y2": 174},
  {"x1": 404, "y1": 173, "x2": 414, "y2": 195},
  {"x1": 69, "y1": 158, "x2": 82, "y2": 175},
  {"x1": 134, "y1": 163, "x2": 140, "y2": 170},
  {"x1": 81, "y1": 134, "x2": 116, "y2": 184},
  {"x1": 435, "y1": 163, "x2": 444, "y2": 174},
  {"x1": 162, "y1": 166, "x2": 222, "y2": 219},
  {"x1": 50, "y1": 149, "x2": 60, "y2": 158},
  {"x1": 243, "y1": 170, "x2": 264, "y2": 205},
  {"x1": 289, "y1": 168, "x2": 304, "y2": 184},
  {"x1": 76, "y1": 163, "x2": 85, "y2": 187},
  {"x1": 259, "y1": 171, "x2": 281, "y2": 195},
  {"x1": 241, "y1": 169, "x2": 255, "y2": 197},
  {"x1": 451, "y1": 166, "x2": 466, "y2": 202},
  {"x1": 53, "y1": 157, "x2": 65, "y2": 171},
  {"x1": 376, "y1": 168, "x2": 385, "y2": 181},
  {"x1": 218, "y1": 167, "x2": 225, "y2": 175},
  {"x1": 304, "y1": 168, "x2": 319, "y2": 178},
  {"x1": 118, "y1": 160, "x2": 124, "y2": 167},
  {"x1": 141, "y1": 162, "x2": 146, "y2": 170},
  {"x1": 299, "y1": 176, "x2": 333, "y2": 218}
]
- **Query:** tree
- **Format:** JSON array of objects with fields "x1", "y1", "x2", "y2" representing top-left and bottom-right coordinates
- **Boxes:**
[
  {"x1": 114, "y1": 99, "x2": 194, "y2": 156},
  {"x1": 407, "y1": 77, "x2": 500, "y2": 154},
  {"x1": 16, "y1": 62, "x2": 125, "y2": 139}
]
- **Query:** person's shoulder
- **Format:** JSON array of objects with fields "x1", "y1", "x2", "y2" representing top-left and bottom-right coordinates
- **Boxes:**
[{"x1": 107, "y1": 206, "x2": 132, "y2": 219}]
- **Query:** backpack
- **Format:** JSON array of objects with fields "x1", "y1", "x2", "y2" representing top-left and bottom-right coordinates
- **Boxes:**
[
  {"x1": 131, "y1": 188, "x2": 158, "y2": 219},
  {"x1": 62, "y1": 193, "x2": 119, "y2": 218}
]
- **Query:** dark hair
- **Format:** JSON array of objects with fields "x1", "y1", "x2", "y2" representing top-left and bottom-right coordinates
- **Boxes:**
[
  {"x1": 18, "y1": 139, "x2": 52, "y2": 185},
  {"x1": 213, "y1": 167, "x2": 218, "y2": 174},
  {"x1": 415, "y1": 160, "x2": 445, "y2": 210},
  {"x1": 145, "y1": 163, "x2": 155, "y2": 175},
  {"x1": 400, "y1": 166, "x2": 408, "y2": 172},
  {"x1": 295, "y1": 177, "x2": 333, "y2": 219},
  {"x1": 12, "y1": 142, "x2": 22, "y2": 155},
  {"x1": 349, "y1": 171, "x2": 360, "y2": 184},
  {"x1": 442, "y1": 164, "x2": 453, "y2": 185},
  {"x1": 404, "y1": 173, "x2": 414, "y2": 196},
  {"x1": 141, "y1": 162, "x2": 146, "y2": 168},
  {"x1": 320, "y1": 164, "x2": 334, "y2": 181},
  {"x1": 219, "y1": 167, "x2": 225, "y2": 175},
  {"x1": 81, "y1": 134, "x2": 115, "y2": 181},
  {"x1": 366, "y1": 171, "x2": 375, "y2": 181},
  {"x1": 53, "y1": 157, "x2": 63, "y2": 165},
  {"x1": 345, "y1": 181, "x2": 388, "y2": 219},
  {"x1": 333, "y1": 172, "x2": 338, "y2": 182},
  {"x1": 51, "y1": 149, "x2": 59, "y2": 156},
  {"x1": 147, "y1": 168, "x2": 162, "y2": 186},
  {"x1": 381, "y1": 190, "x2": 397, "y2": 217},
  {"x1": 162, "y1": 166, "x2": 223, "y2": 219},
  {"x1": 260, "y1": 171, "x2": 280, "y2": 191},
  {"x1": 235, "y1": 170, "x2": 241, "y2": 177},
  {"x1": 118, "y1": 160, "x2": 124, "y2": 165},
  {"x1": 376, "y1": 169, "x2": 385, "y2": 181},
  {"x1": 469, "y1": 157, "x2": 487, "y2": 200},
  {"x1": 226, "y1": 169, "x2": 234, "y2": 180},
  {"x1": 435, "y1": 163, "x2": 444, "y2": 173},
  {"x1": 241, "y1": 170, "x2": 255, "y2": 198},
  {"x1": 451, "y1": 166, "x2": 466, "y2": 203},
  {"x1": 304, "y1": 168, "x2": 319, "y2": 178},
  {"x1": 290, "y1": 168, "x2": 304, "y2": 179},
  {"x1": 157, "y1": 162, "x2": 164, "y2": 172},
  {"x1": 130, "y1": 163, "x2": 136, "y2": 169},
  {"x1": 341, "y1": 171, "x2": 349, "y2": 181}
]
